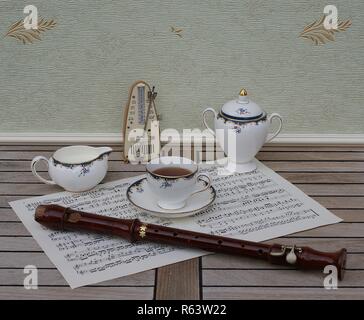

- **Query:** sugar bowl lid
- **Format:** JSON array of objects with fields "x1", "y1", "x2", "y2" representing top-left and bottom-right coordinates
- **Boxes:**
[{"x1": 221, "y1": 88, "x2": 264, "y2": 121}]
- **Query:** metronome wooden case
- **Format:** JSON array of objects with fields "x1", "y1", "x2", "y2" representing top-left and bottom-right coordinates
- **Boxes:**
[{"x1": 122, "y1": 80, "x2": 160, "y2": 163}]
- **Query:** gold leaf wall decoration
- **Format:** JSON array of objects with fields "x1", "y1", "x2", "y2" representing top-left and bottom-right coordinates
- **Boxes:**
[
  {"x1": 170, "y1": 26, "x2": 183, "y2": 38},
  {"x1": 299, "y1": 15, "x2": 352, "y2": 45},
  {"x1": 5, "y1": 17, "x2": 57, "y2": 44}
]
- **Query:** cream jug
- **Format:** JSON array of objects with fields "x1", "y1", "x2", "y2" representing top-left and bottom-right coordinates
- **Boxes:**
[
  {"x1": 31, "y1": 146, "x2": 113, "y2": 192},
  {"x1": 203, "y1": 88, "x2": 283, "y2": 173}
]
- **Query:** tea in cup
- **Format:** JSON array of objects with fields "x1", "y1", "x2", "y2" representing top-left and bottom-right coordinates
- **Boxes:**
[{"x1": 146, "y1": 156, "x2": 211, "y2": 210}]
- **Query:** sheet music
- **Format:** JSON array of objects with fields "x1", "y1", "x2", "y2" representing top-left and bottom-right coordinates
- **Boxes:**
[{"x1": 10, "y1": 160, "x2": 341, "y2": 288}]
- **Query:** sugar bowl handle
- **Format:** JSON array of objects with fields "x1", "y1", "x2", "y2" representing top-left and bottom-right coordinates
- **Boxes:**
[
  {"x1": 202, "y1": 107, "x2": 217, "y2": 137},
  {"x1": 31, "y1": 156, "x2": 56, "y2": 185},
  {"x1": 266, "y1": 113, "x2": 283, "y2": 143}
]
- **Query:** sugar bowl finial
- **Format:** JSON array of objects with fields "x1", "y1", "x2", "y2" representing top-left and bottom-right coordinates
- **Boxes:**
[{"x1": 239, "y1": 88, "x2": 248, "y2": 96}]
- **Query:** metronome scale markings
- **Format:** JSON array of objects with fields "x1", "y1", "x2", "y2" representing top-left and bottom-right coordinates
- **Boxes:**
[{"x1": 123, "y1": 81, "x2": 160, "y2": 163}]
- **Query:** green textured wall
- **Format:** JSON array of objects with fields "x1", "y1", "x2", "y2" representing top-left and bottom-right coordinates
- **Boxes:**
[{"x1": 0, "y1": 0, "x2": 363, "y2": 134}]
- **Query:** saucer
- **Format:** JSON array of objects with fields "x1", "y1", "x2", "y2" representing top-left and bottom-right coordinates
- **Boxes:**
[{"x1": 126, "y1": 177, "x2": 216, "y2": 218}]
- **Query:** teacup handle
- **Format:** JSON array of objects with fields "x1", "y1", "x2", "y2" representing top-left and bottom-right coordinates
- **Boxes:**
[
  {"x1": 266, "y1": 113, "x2": 283, "y2": 143},
  {"x1": 31, "y1": 156, "x2": 56, "y2": 185},
  {"x1": 190, "y1": 173, "x2": 212, "y2": 197},
  {"x1": 202, "y1": 108, "x2": 217, "y2": 137}
]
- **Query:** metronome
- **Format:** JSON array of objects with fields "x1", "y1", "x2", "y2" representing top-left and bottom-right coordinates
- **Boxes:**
[{"x1": 122, "y1": 80, "x2": 160, "y2": 163}]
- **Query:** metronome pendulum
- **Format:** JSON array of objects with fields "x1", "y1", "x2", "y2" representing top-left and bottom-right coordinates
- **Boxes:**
[{"x1": 122, "y1": 81, "x2": 160, "y2": 164}]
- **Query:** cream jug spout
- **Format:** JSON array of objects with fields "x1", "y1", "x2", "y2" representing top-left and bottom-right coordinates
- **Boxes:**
[{"x1": 96, "y1": 147, "x2": 113, "y2": 157}]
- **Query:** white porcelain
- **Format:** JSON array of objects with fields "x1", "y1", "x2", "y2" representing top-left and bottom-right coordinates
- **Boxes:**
[
  {"x1": 127, "y1": 177, "x2": 216, "y2": 218},
  {"x1": 203, "y1": 89, "x2": 283, "y2": 173},
  {"x1": 221, "y1": 93, "x2": 263, "y2": 119},
  {"x1": 31, "y1": 146, "x2": 113, "y2": 192},
  {"x1": 145, "y1": 156, "x2": 212, "y2": 210}
]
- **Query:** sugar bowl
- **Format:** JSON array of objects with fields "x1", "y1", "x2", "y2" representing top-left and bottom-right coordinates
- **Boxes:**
[{"x1": 203, "y1": 88, "x2": 283, "y2": 172}]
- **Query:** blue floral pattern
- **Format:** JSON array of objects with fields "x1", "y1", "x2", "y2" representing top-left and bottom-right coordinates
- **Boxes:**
[
  {"x1": 235, "y1": 107, "x2": 249, "y2": 115},
  {"x1": 160, "y1": 180, "x2": 173, "y2": 189},
  {"x1": 233, "y1": 125, "x2": 242, "y2": 134},
  {"x1": 79, "y1": 165, "x2": 91, "y2": 177},
  {"x1": 217, "y1": 112, "x2": 267, "y2": 126},
  {"x1": 128, "y1": 179, "x2": 145, "y2": 194}
]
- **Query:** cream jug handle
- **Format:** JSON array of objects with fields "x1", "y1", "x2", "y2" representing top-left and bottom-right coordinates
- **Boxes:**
[
  {"x1": 266, "y1": 113, "x2": 283, "y2": 143},
  {"x1": 31, "y1": 156, "x2": 56, "y2": 185},
  {"x1": 202, "y1": 107, "x2": 217, "y2": 137}
]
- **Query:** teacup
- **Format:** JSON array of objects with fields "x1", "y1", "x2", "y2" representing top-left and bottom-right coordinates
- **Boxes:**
[
  {"x1": 31, "y1": 145, "x2": 112, "y2": 192},
  {"x1": 146, "y1": 156, "x2": 211, "y2": 210}
]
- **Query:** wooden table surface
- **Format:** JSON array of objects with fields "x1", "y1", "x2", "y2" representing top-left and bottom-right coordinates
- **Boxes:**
[{"x1": 0, "y1": 144, "x2": 363, "y2": 300}]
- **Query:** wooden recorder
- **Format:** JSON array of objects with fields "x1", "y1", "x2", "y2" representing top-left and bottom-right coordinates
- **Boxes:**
[{"x1": 34, "y1": 204, "x2": 347, "y2": 280}]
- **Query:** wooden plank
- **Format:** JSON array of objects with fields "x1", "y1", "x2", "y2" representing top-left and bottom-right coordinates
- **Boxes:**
[
  {"x1": 0, "y1": 175, "x2": 144, "y2": 195},
  {"x1": 313, "y1": 196, "x2": 364, "y2": 209},
  {"x1": 0, "y1": 161, "x2": 144, "y2": 172},
  {"x1": 0, "y1": 208, "x2": 364, "y2": 222},
  {"x1": 0, "y1": 144, "x2": 123, "y2": 151},
  {"x1": 2, "y1": 182, "x2": 361, "y2": 197},
  {"x1": 0, "y1": 207, "x2": 360, "y2": 225},
  {"x1": 0, "y1": 269, "x2": 154, "y2": 286},
  {"x1": 283, "y1": 223, "x2": 364, "y2": 238},
  {"x1": 279, "y1": 172, "x2": 364, "y2": 184},
  {"x1": 265, "y1": 162, "x2": 364, "y2": 172},
  {"x1": 0, "y1": 144, "x2": 362, "y2": 152},
  {"x1": 202, "y1": 253, "x2": 364, "y2": 269},
  {"x1": 0, "y1": 237, "x2": 362, "y2": 254},
  {"x1": 2, "y1": 221, "x2": 364, "y2": 238},
  {"x1": 199, "y1": 145, "x2": 364, "y2": 152},
  {"x1": 0, "y1": 208, "x2": 19, "y2": 221},
  {"x1": 0, "y1": 237, "x2": 41, "y2": 251},
  {"x1": 1, "y1": 196, "x2": 31, "y2": 207},
  {"x1": 0, "y1": 171, "x2": 145, "y2": 183},
  {"x1": 331, "y1": 209, "x2": 364, "y2": 222},
  {"x1": 202, "y1": 269, "x2": 364, "y2": 287},
  {"x1": 4, "y1": 208, "x2": 360, "y2": 222},
  {"x1": 0, "y1": 287, "x2": 153, "y2": 300},
  {"x1": 261, "y1": 146, "x2": 364, "y2": 152},
  {"x1": 0, "y1": 151, "x2": 124, "y2": 161},
  {"x1": 2, "y1": 195, "x2": 363, "y2": 209},
  {"x1": 0, "y1": 223, "x2": 29, "y2": 235},
  {"x1": 0, "y1": 252, "x2": 54, "y2": 268},
  {"x1": 1, "y1": 182, "x2": 363, "y2": 196},
  {"x1": 4, "y1": 250, "x2": 362, "y2": 271},
  {"x1": 0, "y1": 215, "x2": 363, "y2": 239},
  {"x1": 257, "y1": 152, "x2": 364, "y2": 161},
  {"x1": 4, "y1": 208, "x2": 359, "y2": 224},
  {"x1": 0, "y1": 184, "x2": 64, "y2": 195},
  {"x1": 155, "y1": 259, "x2": 200, "y2": 300},
  {"x1": 295, "y1": 184, "x2": 364, "y2": 196},
  {"x1": 2, "y1": 160, "x2": 364, "y2": 173},
  {"x1": 203, "y1": 287, "x2": 364, "y2": 300}
]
